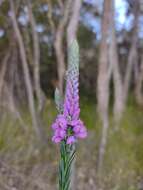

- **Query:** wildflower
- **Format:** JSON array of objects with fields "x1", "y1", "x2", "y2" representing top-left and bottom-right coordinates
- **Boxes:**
[{"x1": 51, "y1": 40, "x2": 87, "y2": 144}]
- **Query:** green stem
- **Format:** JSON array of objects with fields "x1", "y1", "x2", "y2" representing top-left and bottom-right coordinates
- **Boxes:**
[{"x1": 59, "y1": 141, "x2": 75, "y2": 190}]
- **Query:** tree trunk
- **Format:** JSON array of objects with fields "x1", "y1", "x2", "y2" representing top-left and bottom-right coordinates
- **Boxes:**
[
  {"x1": 27, "y1": 0, "x2": 45, "y2": 113},
  {"x1": 9, "y1": 0, "x2": 46, "y2": 142},
  {"x1": 123, "y1": 2, "x2": 139, "y2": 105},
  {"x1": 0, "y1": 51, "x2": 10, "y2": 98},
  {"x1": 135, "y1": 54, "x2": 143, "y2": 106},
  {"x1": 111, "y1": 0, "x2": 139, "y2": 123},
  {"x1": 0, "y1": 43, "x2": 26, "y2": 129},
  {"x1": 109, "y1": 0, "x2": 124, "y2": 123},
  {"x1": 54, "y1": 0, "x2": 72, "y2": 95},
  {"x1": 97, "y1": 0, "x2": 111, "y2": 173},
  {"x1": 67, "y1": 0, "x2": 82, "y2": 46}
]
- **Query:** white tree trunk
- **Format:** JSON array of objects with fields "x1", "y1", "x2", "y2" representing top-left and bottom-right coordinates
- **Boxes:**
[
  {"x1": 54, "y1": 0, "x2": 72, "y2": 95},
  {"x1": 135, "y1": 54, "x2": 143, "y2": 106},
  {"x1": 27, "y1": 0, "x2": 45, "y2": 113},
  {"x1": 109, "y1": 0, "x2": 124, "y2": 123},
  {"x1": 123, "y1": 2, "x2": 139, "y2": 105},
  {"x1": 97, "y1": 0, "x2": 111, "y2": 172},
  {"x1": 9, "y1": 0, "x2": 45, "y2": 142}
]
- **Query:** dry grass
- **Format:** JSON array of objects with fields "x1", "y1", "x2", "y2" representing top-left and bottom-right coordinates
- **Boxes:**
[{"x1": 0, "y1": 99, "x2": 142, "y2": 190}]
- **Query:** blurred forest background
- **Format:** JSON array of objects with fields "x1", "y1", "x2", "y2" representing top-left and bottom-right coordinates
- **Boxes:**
[{"x1": 0, "y1": 0, "x2": 143, "y2": 189}]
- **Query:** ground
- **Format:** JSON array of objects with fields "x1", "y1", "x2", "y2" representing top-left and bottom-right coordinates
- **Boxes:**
[{"x1": 0, "y1": 98, "x2": 143, "y2": 190}]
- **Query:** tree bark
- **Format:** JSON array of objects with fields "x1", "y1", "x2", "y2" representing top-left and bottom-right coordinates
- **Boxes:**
[
  {"x1": 110, "y1": 0, "x2": 139, "y2": 123},
  {"x1": 123, "y1": 2, "x2": 139, "y2": 105},
  {"x1": 109, "y1": 0, "x2": 124, "y2": 123},
  {"x1": 0, "y1": 43, "x2": 26, "y2": 129},
  {"x1": 67, "y1": 0, "x2": 82, "y2": 46},
  {"x1": 46, "y1": 0, "x2": 56, "y2": 34},
  {"x1": 97, "y1": 0, "x2": 111, "y2": 173},
  {"x1": 54, "y1": 0, "x2": 72, "y2": 95},
  {"x1": 9, "y1": 0, "x2": 45, "y2": 142},
  {"x1": 27, "y1": 0, "x2": 45, "y2": 113},
  {"x1": 135, "y1": 54, "x2": 143, "y2": 106},
  {"x1": 0, "y1": 51, "x2": 10, "y2": 98}
]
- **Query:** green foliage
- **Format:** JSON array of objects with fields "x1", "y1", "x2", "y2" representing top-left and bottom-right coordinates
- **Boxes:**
[
  {"x1": 58, "y1": 40, "x2": 79, "y2": 190},
  {"x1": 59, "y1": 141, "x2": 75, "y2": 190}
]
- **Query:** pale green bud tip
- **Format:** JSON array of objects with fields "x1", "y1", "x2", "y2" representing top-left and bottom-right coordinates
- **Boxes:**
[
  {"x1": 69, "y1": 39, "x2": 79, "y2": 55},
  {"x1": 54, "y1": 88, "x2": 63, "y2": 112}
]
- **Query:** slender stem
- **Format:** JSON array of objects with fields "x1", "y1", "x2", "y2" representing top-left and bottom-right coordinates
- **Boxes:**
[{"x1": 59, "y1": 141, "x2": 75, "y2": 190}]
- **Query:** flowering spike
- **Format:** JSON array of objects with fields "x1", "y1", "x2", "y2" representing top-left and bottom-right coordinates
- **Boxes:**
[
  {"x1": 51, "y1": 40, "x2": 87, "y2": 190},
  {"x1": 52, "y1": 40, "x2": 87, "y2": 144}
]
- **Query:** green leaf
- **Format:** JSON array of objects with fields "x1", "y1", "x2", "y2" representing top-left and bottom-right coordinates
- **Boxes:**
[{"x1": 59, "y1": 142, "x2": 76, "y2": 190}]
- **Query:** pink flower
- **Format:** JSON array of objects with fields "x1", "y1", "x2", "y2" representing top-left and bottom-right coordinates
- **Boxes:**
[
  {"x1": 51, "y1": 53, "x2": 87, "y2": 144},
  {"x1": 67, "y1": 136, "x2": 76, "y2": 144},
  {"x1": 52, "y1": 136, "x2": 62, "y2": 143}
]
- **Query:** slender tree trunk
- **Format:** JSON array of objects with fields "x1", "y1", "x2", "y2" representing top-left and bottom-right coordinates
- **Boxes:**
[
  {"x1": 9, "y1": 0, "x2": 45, "y2": 141},
  {"x1": 123, "y1": 2, "x2": 139, "y2": 105},
  {"x1": 67, "y1": 0, "x2": 82, "y2": 46},
  {"x1": 27, "y1": 0, "x2": 45, "y2": 113},
  {"x1": 54, "y1": 0, "x2": 72, "y2": 95},
  {"x1": 0, "y1": 44, "x2": 26, "y2": 129},
  {"x1": 135, "y1": 54, "x2": 143, "y2": 106},
  {"x1": 46, "y1": 0, "x2": 56, "y2": 34},
  {"x1": 47, "y1": 0, "x2": 72, "y2": 95},
  {"x1": 109, "y1": 0, "x2": 124, "y2": 123},
  {"x1": 0, "y1": 0, "x2": 4, "y2": 6},
  {"x1": 97, "y1": 0, "x2": 111, "y2": 173},
  {"x1": 110, "y1": 0, "x2": 139, "y2": 123},
  {"x1": 0, "y1": 51, "x2": 10, "y2": 98},
  {"x1": 54, "y1": 32, "x2": 66, "y2": 95}
]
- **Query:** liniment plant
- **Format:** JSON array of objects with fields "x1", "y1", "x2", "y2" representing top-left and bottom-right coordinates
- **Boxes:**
[{"x1": 51, "y1": 40, "x2": 87, "y2": 190}]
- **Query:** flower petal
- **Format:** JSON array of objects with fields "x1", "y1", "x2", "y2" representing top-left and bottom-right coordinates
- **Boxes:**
[
  {"x1": 66, "y1": 136, "x2": 76, "y2": 144},
  {"x1": 52, "y1": 136, "x2": 62, "y2": 143}
]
